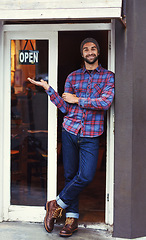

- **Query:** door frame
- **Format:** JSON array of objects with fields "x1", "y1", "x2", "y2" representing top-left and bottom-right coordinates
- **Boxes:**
[{"x1": 1, "y1": 21, "x2": 115, "y2": 224}]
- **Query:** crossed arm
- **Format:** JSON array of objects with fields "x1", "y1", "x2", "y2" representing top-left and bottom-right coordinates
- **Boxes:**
[
  {"x1": 28, "y1": 76, "x2": 114, "y2": 111},
  {"x1": 27, "y1": 77, "x2": 79, "y2": 104}
]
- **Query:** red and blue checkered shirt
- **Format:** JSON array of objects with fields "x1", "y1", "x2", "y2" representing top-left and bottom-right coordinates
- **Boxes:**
[{"x1": 46, "y1": 64, "x2": 114, "y2": 137}]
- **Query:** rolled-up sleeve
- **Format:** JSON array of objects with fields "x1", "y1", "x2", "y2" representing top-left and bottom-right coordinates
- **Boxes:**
[{"x1": 46, "y1": 86, "x2": 69, "y2": 114}]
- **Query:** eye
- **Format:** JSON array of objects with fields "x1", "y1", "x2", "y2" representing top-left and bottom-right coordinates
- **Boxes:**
[{"x1": 83, "y1": 47, "x2": 89, "y2": 52}]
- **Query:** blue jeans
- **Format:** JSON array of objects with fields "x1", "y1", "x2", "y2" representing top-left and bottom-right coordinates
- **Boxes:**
[{"x1": 56, "y1": 128, "x2": 99, "y2": 219}]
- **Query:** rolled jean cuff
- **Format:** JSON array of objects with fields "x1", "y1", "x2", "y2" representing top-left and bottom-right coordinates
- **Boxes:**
[
  {"x1": 56, "y1": 195, "x2": 68, "y2": 209},
  {"x1": 66, "y1": 212, "x2": 79, "y2": 219}
]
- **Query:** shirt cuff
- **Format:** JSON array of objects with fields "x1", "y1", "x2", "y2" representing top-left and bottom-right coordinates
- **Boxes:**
[
  {"x1": 78, "y1": 98, "x2": 86, "y2": 108},
  {"x1": 45, "y1": 86, "x2": 54, "y2": 96}
]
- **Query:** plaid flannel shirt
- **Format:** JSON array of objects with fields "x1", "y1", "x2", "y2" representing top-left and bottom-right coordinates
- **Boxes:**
[{"x1": 46, "y1": 64, "x2": 114, "y2": 137}]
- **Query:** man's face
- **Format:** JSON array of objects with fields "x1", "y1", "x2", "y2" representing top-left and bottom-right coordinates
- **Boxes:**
[{"x1": 82, "y1": 42, "x2": 99, "y2": 65}]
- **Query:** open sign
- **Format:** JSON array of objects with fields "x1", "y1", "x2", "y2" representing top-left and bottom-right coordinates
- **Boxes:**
[{"x1": 19, "y1": 50, "x2": 39, "y2": 65}]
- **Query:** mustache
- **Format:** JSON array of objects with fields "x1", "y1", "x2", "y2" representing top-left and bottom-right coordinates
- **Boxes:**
[
  {"x1": 86, "y1": 54, "x2": 96, "y2": 57},
  {"x1": 83, "y1": 55, "x2": 99, "y2": 64}
]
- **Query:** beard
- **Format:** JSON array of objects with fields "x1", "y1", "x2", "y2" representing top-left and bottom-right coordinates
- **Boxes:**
[{"x1": 83, "y1": 54, "x2": 99, "y2": 65}]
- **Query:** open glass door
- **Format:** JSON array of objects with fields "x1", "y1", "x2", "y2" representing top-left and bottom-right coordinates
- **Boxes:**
[
  {"x1": 3, "y1": 30, "x2": 58, "y2": 221},
  {"x1": 11, "y1": 39, "x2": 49, "y2": 206}
]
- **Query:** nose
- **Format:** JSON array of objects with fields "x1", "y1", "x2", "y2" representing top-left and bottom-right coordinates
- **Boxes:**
[
  {"x1": 87, "y1": 50, "x2": 92, "y2": 56},
  {"x1": 88, "y1": 48, "x2": 96, "y2": 56},
  {"x1": 88, "y1": 49, "x2": 93, "y2": 55}
]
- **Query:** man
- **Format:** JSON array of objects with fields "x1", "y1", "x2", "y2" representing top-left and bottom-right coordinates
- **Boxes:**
[{"x1": 28, "y1": 37, "x2": 114, "y2": 237}]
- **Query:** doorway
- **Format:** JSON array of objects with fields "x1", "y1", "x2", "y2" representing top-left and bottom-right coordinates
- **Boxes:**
[
  {"x1": 57, "y1": 30, "x2": 108, "y2": 223},
  {"x1": 2, "y1": 23, "x2": 114, "y2": 223}
]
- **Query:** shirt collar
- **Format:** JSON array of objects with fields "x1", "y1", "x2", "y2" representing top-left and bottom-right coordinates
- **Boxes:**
[{"x1": 83, "y1": 64, "x2": 102, "y2": 73}]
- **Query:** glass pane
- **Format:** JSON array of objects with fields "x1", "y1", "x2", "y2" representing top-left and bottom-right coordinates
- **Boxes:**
[{"x1": 11, "y1": 40, "x2": 48, "y2": 206}]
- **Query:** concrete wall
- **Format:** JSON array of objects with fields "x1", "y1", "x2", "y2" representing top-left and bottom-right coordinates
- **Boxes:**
[{"x1": 114, "y1": 0, "x2": 146, "y2": 238}]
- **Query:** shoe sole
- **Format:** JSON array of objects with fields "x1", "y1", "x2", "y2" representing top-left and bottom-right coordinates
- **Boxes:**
[
  {"x1": 44, "y1": 202, "x2": 52, "y2": 233},
  {"x1": 59, "y1": 228, "x2": 78, "y2": 237}
]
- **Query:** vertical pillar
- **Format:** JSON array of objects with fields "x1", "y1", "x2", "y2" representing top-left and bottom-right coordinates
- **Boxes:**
[{"x1": 114, "y1": 0, "x2": 146, "y2": 238}]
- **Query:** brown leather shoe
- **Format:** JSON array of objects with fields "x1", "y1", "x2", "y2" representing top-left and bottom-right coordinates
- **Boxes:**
[
  {"x1": 44, "y1": 200, "x2": 63, "y2": 233},
  {"x1": 59, "y1": 217, "x2": 78, "y2": 237}
]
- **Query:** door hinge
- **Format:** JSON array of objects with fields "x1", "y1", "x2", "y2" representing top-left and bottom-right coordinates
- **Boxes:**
[
  {"x1": 107, "y1": 193, "x2": 109, "y2": 202},
  {"x1": 113, "y1": 113, "x2": 115, "y2": 134},
  {"x1": 108, "y1": 41, "x2": 111, "y2": 50}
]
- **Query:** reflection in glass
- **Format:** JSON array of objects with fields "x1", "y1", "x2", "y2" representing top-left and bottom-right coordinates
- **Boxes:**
[{"x1": 11, "y1": 40, "x2": 48, "y2": 206}]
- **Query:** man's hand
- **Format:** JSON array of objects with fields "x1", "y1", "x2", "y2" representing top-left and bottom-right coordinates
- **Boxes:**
[
  {"x1": 62, "y1": 93, "x2": 79, "y2": 104},
  {"x1": 27, "y1": 77, "x2": 49, "y2": 91}
]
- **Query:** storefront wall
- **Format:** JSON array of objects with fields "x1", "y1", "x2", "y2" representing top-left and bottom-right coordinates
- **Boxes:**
[
  {"x1": 0, "y1": 1, "x2": 122, "y2": 227},
  {"x1": 114, "y1": 0, "x2": 146, "y2": 238},
  {"x1": 0, "y1": 0, "x2": 122, "y2": 226},
  {"x1": 1, "y1": 0, "x2": 146, "y2": 239}
]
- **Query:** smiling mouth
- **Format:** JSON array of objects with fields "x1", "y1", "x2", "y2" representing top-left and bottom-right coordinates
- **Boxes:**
[
  {"x1": 87, "y1": 54, "x2": 96, "y2": 58},
  {"x1": 83, "y1": 54, "x2": 98, "y2": 64}
]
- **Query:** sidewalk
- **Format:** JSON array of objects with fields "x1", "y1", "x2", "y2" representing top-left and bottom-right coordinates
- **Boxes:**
[{"x1": 0, "y1": 221, "x2": 116, "y2": 240}]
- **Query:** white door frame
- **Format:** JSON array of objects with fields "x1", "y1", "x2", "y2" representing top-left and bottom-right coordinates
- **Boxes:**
[
  {"x1": 1, "y1": 22, "x2": 115, "y2": 224},
  {"x1": 106, "y1": 20, "x2": 115, "y2": 225},
  {"x1": 3, "y1": 30, "x2": 58, "y2": 222}
]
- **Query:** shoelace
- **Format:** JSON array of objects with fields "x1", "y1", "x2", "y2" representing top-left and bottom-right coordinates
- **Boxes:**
[
  {"x1": 65, "y1": 217, "x2": 74, "y2": 225},
  {"x1": 52, "y1": 207, "x2": 63, "y2": 218}
]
